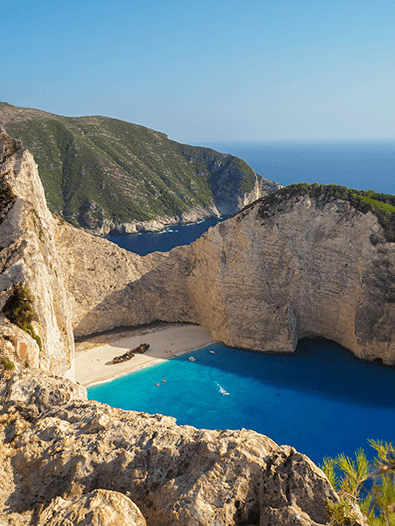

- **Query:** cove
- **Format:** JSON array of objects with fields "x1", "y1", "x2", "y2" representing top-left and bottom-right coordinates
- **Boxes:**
[
  {"x1": 105, "y1": 219, "x2": 220, "y2": 256},
  {"x1": 88, "y1": 337, "x2": 395, "y2": 466}
]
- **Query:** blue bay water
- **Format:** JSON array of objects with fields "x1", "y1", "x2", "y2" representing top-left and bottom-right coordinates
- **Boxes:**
[
  {"x1": 107, "y1": 141, "x2": 395, "y2": 255},
  {"x1": 95, "y1": 140, "x2": 395, "y2": 465},
  {"x1": 88, "y1": 339, "x2": 395, "y2": 466},
  {"x1": 106, "y1": 219, "x2": 219, "y2": 256}
]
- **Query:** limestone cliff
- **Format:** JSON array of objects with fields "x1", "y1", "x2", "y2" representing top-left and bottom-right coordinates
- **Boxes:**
[
  {"x1": 0, "y1": 131, "x2": 373, "y2": 525},
  {"x1": 0, "y1": 370, "x2": 365, "y2": 526},
  {"x1": 0, "y1": 132, "x2": 74, "y2": 378},
  {"x1": 58, "y1": 184, "x2": 395, "y2": 365}
]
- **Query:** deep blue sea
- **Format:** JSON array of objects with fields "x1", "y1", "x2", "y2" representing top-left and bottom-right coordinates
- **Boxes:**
[
  {"x1": 92, "y1": 140, "x2": 395, "y2": 465},
  {"x1": 200, "y1": 140, "x2": 395, "y2": 195},
  {"x1": 106, "y1": 219, "x2": 219, "y2": 256}
]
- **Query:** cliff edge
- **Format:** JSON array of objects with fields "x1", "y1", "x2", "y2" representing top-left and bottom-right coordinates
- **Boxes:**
[
  {"x1": 57, "y1": 182, "x2": 395, "y2": 365},
  {"x1": 0, "y1": 130, "x2": 377, "y2": 525},
  {"x1": 0, "y1": 132, "x2": 74, "y2": 378},
  {"x1": 0, "y1": 370, "x2": 362, "y2": 526}
]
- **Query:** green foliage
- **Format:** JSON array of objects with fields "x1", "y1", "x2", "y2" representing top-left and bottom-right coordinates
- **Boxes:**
[
  {"x1": 258, "y1": 183, "x2": 395, "y2": 242},
  {"x1": 0, "y1": 356, "x2": 14, "y2": 371},
  {"x1": 1, "y1": 104, "x2": 258, "y2": 227},
  {"x1": 334, "y1": 449, "x2": 369, "y2": 498},
  {"x1": 0, "y1": 175, "x2": 16, "y2": 223},
  {"x1": 325, "y1": 498, "x2": 359, "y2": 526},
  {"x1": 322, "y1": 456, "x2": 341, "y2": 489},
  {"x1": 3, "y1": 284, "x2": 42, "y2": 351},
  {"x1": 321, "y1": 440, "x2": 395, "y2": 525}
]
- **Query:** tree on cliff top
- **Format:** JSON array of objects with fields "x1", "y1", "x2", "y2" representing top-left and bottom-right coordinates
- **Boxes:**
[{"x1": 322, "y1": 440, "x2": 395, "y2": 525}]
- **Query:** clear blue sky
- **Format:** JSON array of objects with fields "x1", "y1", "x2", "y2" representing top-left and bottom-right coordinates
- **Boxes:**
[{"x1": 2, "y1": 0, "x2": 395, "y2": 143}]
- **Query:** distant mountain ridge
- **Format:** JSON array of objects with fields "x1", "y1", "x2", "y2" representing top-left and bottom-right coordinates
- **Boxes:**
[{"x1": 0, "y1": 102, "x2": 281, "y2": 234}]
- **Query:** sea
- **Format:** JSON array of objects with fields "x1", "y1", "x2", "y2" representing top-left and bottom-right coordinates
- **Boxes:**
[
  {"x1": 200, "y1": 140, "x2": 395, "y2": 195},
  {"x1": 90, "y1": 140, "x2": 395, "y2": 464}
]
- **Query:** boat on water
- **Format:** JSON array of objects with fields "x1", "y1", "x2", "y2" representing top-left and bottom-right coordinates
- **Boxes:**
[{"x1": 217, "y1": 383, "x2": 230, "y2": 395}]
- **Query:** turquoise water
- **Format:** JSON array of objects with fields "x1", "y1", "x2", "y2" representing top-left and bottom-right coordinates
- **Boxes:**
[
  {"x1": 96, "y1": 141, "x2": 395, "y2": 464},
  {"x1": 88, "y1": 338, "x2": 395, "y2": 465}
]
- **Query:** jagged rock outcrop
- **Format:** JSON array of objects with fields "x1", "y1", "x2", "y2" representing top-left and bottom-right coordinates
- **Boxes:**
[
  {"x1": 0, "y1": 370, "x2": 363, "y2": 526},
  {"x1": 36, "y1": 490, "x2": 147, "y2": 526},
  {"x1": 0, "y1": 132, "x2": 74, "y2": 378},
  {"x1": 56, "y1": 185, "x2": 395, "y2": 364}
]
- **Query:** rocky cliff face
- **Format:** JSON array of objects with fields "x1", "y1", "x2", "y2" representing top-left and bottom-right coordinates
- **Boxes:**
[
  {"x1": 187, "y1": 192, "x2": 395, "y2": 364},
  {"x1": 0, "y1": 131, "x2": 381, "y2": 525},
  {"x1": 58, "y1": 184, "x2": 395, "y2": 365},
  {"x1": 0, "y1": 132, "x2": 74, "y2": 378},
  {"x1": 0, "y1": 370, "x2": 364, "y2": 526}
]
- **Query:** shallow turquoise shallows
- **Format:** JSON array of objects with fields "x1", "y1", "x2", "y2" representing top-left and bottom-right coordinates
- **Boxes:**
[{"x1": 87, "y1": 338, "x2": 395, "y2": 465}]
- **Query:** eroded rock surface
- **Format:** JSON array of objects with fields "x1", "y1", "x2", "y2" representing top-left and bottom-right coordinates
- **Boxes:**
[
  {"x1": 0, "y1": 130, "x2": 375, "y2": 526},
  {"x1": 0, "y1": 370, "x2": 350, "y2": 526},
  {"x1": 37, "y1": 489, "x2": 147, "y2": 526},
  {"x1": 56, "y1": 188, "x2": 395, "y2": 364},
  {"x1": 0, "y1": 132, "x2": 74, "y2": 378}
]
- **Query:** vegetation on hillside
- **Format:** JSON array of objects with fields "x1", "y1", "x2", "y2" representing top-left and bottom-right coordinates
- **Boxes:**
[
  {"x1": 321, "y1": 440, "x2": 395, "y2": 525},
  {"x1": 0, "y1": 175, "x2": 16, "y2": 224},
  {"x1": 3, "y1": 284, "x2": 42, "y2": 350},
  {"x1": 256, "y1": 183, "x2": 395, "y2": 242},
  {"x1": 0, "y1": 102, "x2": 260, "y2": 228}
]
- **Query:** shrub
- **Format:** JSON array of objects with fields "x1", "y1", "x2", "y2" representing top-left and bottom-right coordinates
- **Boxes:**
[
  {"x1": 3, "y1": 284, "x2": 42, "y2": 350},
  {"x1": 0, "y1": 357, "x2": 14, "y2": 371},
  {"x1": 321, "y1": 440, "x2": 395, "y2": 525}
]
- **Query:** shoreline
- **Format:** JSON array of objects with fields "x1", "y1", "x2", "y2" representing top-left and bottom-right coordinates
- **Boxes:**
[{"x1": 75, "y1": 323, "x2": 218, "y2": 387}]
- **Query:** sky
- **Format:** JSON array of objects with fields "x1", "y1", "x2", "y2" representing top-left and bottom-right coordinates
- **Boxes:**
[{"x1": 1, "y1": 0, "x2": 395, "y2": 143}]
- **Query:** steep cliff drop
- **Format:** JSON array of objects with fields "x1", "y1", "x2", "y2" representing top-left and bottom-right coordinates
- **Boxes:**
[
  {"x1": 57, "y1": 179, "x2": 395, "y2": 365},
  {"x1": 0, "y1": 131, "x2": 74, "y2": 378},
  {"x1": 0, "y1": 130, "x2": 371, "y2": 525}
]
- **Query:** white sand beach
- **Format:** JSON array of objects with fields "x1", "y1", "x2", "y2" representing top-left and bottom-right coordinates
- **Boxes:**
[{"x1": 75, "y1": 323, "x2": 217, "y2": 387}]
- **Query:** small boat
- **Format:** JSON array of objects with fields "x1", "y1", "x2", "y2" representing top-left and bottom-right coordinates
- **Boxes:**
[
  {"x1": 217, "y1": 383, "x2": 230, "y2": 395},
  {"x1": 188, "y1": 357, "x2": 196, "y2": 362}
]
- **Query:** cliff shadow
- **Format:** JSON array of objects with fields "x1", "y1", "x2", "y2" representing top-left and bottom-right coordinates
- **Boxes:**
[
  {"x1": 72, "y1": 256, "x2": 198, "y2": 340},
  {"x1": 164, "y1": 337, "x2": 395, "y2": 410}
]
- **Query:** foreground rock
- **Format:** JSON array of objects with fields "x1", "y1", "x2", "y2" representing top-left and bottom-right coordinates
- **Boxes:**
[
  {"x1": 0, "y1": 132, "x2": 74, "y2": 378},
  {"x1": 0, "y1": 370, "x2": 364, "y2": 526},
  {"x1": 0, "y1": 130, "x2": 372, "y2": 525},
  {"x1": 37, "y1": 489, "x2": 147, "y2": 526}
]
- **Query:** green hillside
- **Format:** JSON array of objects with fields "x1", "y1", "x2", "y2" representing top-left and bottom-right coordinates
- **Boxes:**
[{"x1": 0, "y1": 102, "x2": 267, "y2": 229}]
